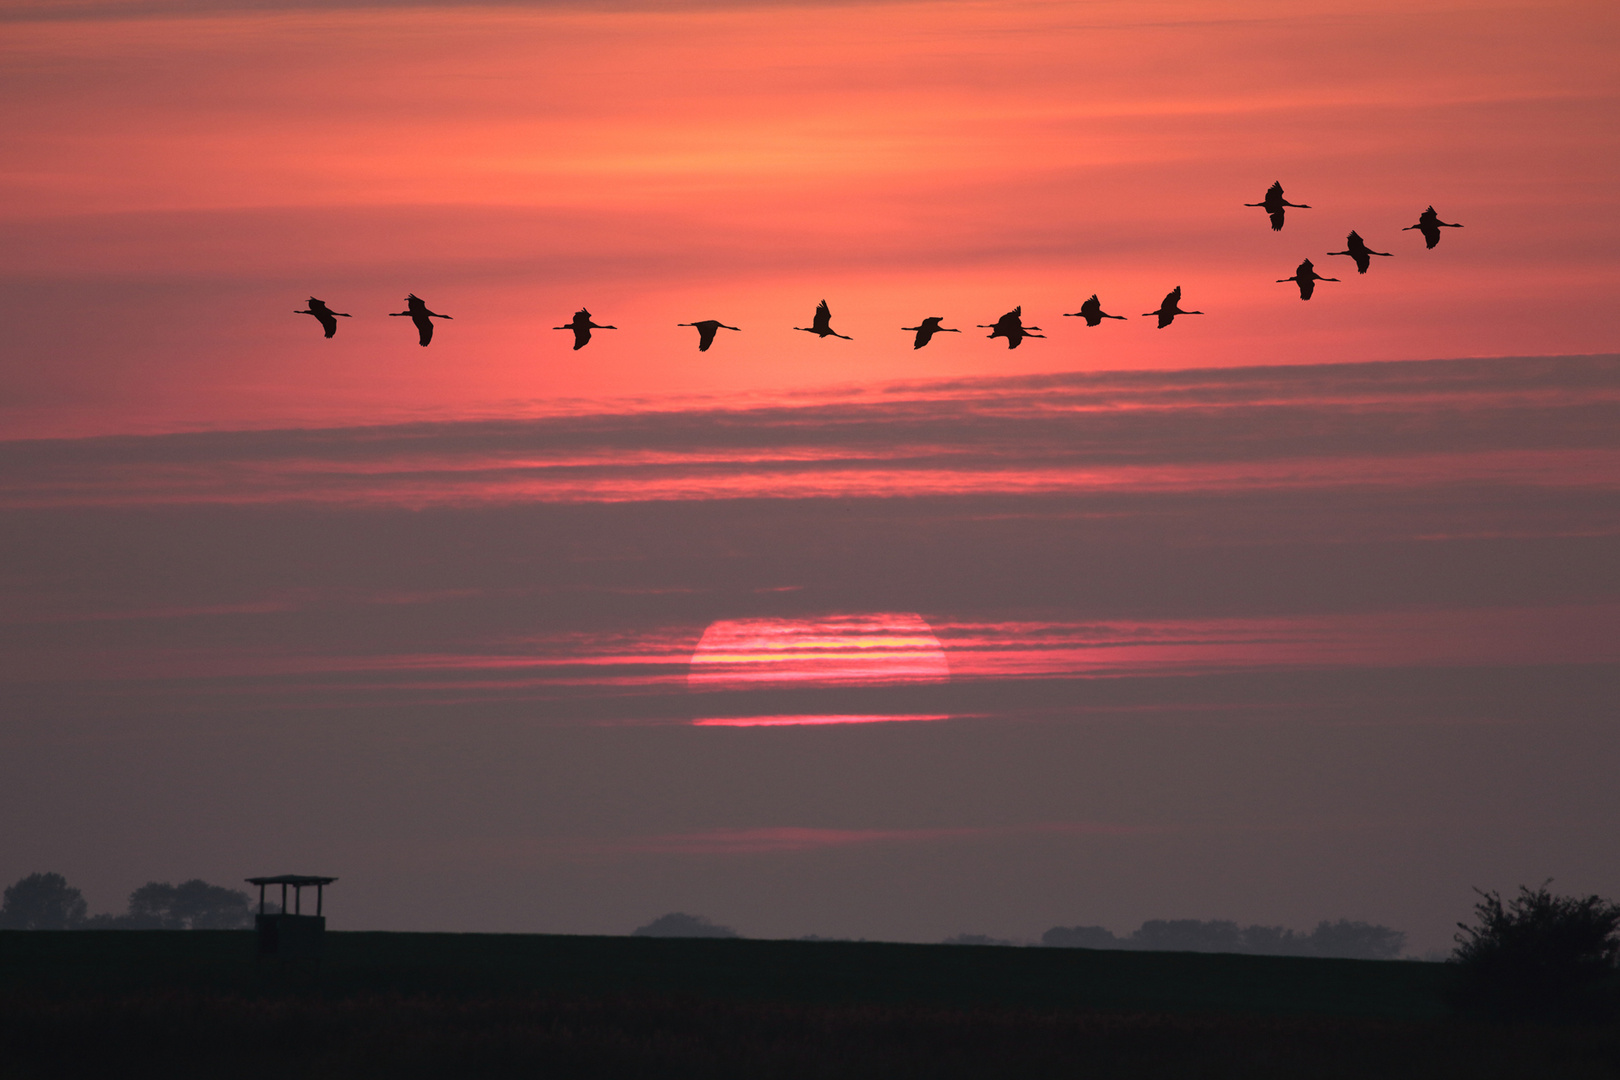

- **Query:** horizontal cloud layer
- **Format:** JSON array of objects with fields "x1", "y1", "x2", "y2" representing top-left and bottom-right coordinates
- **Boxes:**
[
  {"x1": 3, "y1": 354, "x2": 1616, "y2": 508},
  {"x1": 3, "y1": 355, "x2": 1615, "y2": 733}
]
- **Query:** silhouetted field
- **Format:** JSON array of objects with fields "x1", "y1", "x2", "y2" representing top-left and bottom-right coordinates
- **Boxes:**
[{"x1": 3, "y1": 932, "x2": 1616, "y2": 1079}]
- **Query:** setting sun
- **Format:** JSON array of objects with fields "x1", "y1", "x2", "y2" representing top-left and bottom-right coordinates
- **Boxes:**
[{"x1": 688, "y1": 612, "x2": 950, "y2": 726}]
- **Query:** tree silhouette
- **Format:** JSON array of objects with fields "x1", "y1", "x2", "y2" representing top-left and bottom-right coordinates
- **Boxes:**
[
  {"x1": 0, "y1": 872, "x2": 87, "y2": 929},
  {"x1": 1040, "y1": 917, "x2": 1404, "y2": 958},
  {"x1": 1041, "y1": 925, "x2": 1119, "y2": 949},
  {"x1": 1451, "y1": 882, "x2": 1620, "y2": 1022},
  {"x1": 942, "y1": 933, "x2": 1016, "y2": 946},
  {"x1": 127, "y1": 879, "x2": 254, "y2": 929},
  {"x1": 630, "y1": 913, "x2": 738, "y2": 938},
  {"x1": 1307, "y1": 919, "x2": 1405, "y2": 960}
]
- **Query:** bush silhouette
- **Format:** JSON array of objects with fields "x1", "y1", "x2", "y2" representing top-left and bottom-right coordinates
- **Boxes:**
[{"x1": 1451, "y1": 882, "x2": 1620, "y2": 1023}]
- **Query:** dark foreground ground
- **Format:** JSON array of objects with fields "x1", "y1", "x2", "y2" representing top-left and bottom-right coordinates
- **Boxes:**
[{"x1": 3, "y1": 931, "x2": 1617, "y2": 1079}]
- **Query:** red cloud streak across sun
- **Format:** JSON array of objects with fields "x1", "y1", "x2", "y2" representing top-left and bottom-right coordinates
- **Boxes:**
[
  {"x1": 689, "y1": 614, "x2": 950, "y2": 686},
  {"x1": 12, "y1": 605, "x2": 1615, "y2": 719}
]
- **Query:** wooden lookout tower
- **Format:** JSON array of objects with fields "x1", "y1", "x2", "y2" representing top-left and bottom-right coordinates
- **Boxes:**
[{"x1": 246, "y1": 874, "x2": 337, "y2": 960}]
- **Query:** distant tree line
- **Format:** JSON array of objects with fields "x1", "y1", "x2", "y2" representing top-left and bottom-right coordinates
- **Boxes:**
[
  {"x1": 624, "y1": 911, "x2": 1408, "y2": 958},
  {"x1": 1038, "y1": 918, "x2": 1407, "y2": 959},
  {"x1": 0, "y1": 872, "x2": 258, "y2": 930}
]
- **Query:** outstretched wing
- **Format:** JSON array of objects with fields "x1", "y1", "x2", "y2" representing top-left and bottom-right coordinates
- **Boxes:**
[
  {"x1": 696, "y1": 323, "x2": 718, "y2": 350},
  {"x1": 318, "y1": 312, "x2": 337, "y2": 337},
  {"x1": 812, "y1": 300, "x2": 832, "y2": 332},
  {"x1": 417, "y1": 317, "x2": 433, "y2": 346}
]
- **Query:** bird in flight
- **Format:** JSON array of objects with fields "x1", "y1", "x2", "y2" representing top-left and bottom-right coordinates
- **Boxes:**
[
  {"x1": 794, "y1": 300, "x2": 852, "y2": 339},
  {"x1": 979, "y1": 307, "x2": 1043, "y2": 349},
  {"x1": 1063, "y1": 295, "x2": 1127, "y2": 326},
  {"x1": 295, "y1": 297, "x2": 350, "y2": 338},
  {"x1": 678, "y1": 320, "x2": 740, "y2": 352},
  {"x1": 902, "y1": 316, "x2": 960, "y2": 349},
  {"x1": 1143, "y1": 287, "x2": 1203, "y2": 328},
  {"x1": 1245, "y1": 181, "x2": 1311, "y2": 231},
  {"x1": 1277, "y1": 258, "x2": 1339, "y2": 300},
  {"x1": 389, "y1": 294, "x2": 451, "y2": 346},
  {"x1": 1403, "y1": 206, "x2": 1464, "y2": 249},
  {"x1": 1326, "y1": 231, "x2": 1393, "y2": 274},
  {"x1": 556, "y1": 309, "x2": 616, "y2": 350}
]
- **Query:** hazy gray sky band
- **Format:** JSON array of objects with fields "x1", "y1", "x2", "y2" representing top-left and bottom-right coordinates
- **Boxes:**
[
  {"x1": 4, "y1": 357, "x2": 1617, "y2": 947},
  {"x1": 1, "y1": 355, "x2": 1615, "y2": 508},
  {"x1": 4, "y1": 355, "x2": 1616, "y2": 743}
]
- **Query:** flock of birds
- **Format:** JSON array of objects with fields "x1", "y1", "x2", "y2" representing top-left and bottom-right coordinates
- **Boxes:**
[{"x1": 296, "y1": 187, "x2": 1464, "y2": 350}]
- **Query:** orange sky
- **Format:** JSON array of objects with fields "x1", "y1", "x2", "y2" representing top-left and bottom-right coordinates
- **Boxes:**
[{"x1": 2, "y1": 0, "x2": 1615, "y2": 436}]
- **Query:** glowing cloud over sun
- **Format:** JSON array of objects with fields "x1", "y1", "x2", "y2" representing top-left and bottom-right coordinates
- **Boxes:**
[{"x1": 688, "y1": 612, "x2": 950, "y2": 727}]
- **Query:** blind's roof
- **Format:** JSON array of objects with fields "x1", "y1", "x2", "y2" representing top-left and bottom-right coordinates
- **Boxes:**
[{"x1": 246, "y1": 875, "x2": 338, "y2": 886}]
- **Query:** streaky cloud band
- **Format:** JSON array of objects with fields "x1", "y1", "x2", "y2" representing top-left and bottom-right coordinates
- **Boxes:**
[{"x1": 0, "y1": 354, "x2": 1615, "y2": 510}]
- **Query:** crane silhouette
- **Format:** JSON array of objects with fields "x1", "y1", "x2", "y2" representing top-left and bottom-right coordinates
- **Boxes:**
[
  {"x1": 1063, "y1": 295, "x2": 1126, "y2": 326},
  {"x1": 555, "y1": 308, "x2": 616, "y2": 350},
  {"x1": 1403, "y1": 206, "x2": 1463, "y2": 249},
  {"x1": 794, "y1": 300, "x2": 851, "y2": 339},
  {"x1": 978, "y1": 307, "x2": 1043, "y2": 349},
  {"x1": 388, "y1": 294, "x2": 451, "y2": 346},
  {"x1": 1143, "y1": 287, "x2": 1203, "y2": 328},
  {"x1": 902, "y1": 316, "x2": 960, "y2": 349},
  {"x1": 1277, "y1": 258, "x2": 1339, "y2": 300},
  {"x1": 678, "y1": 320, "x2": 740, "y2": 351},
  {"x1": 295, "y1": 297, "x2": 350, "y2": 338},
  {"x1": 1327, "y1": 231, "x2": 1393, "y2": 274},
  {"x1": 1244, "y1": 181, "x2": 1310, "y2": 231}
]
